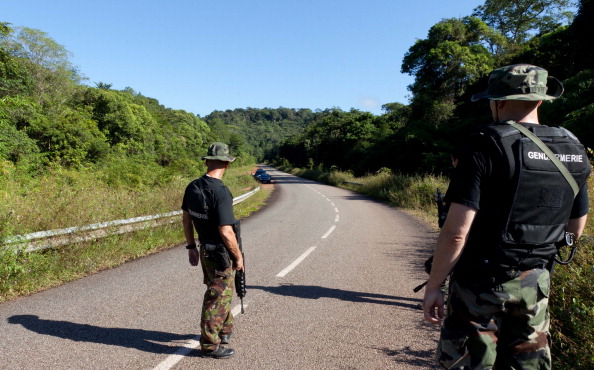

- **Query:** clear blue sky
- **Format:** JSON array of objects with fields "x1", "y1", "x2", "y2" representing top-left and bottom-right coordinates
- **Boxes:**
[{"x1": 3, "y1": 0, "x2": 484, "y2": 117}]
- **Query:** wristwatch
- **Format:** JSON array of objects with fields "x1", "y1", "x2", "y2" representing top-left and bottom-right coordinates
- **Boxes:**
[{"x1": 186, "y1": 243, "x2": 197, "y2": 249}]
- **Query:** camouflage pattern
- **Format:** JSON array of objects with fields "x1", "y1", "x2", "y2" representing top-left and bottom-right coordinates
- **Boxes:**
[
  {"x1": 199, "y1": 248, "x2": 235, "y2": 351},
  {"x1": 471, "y1": 64, "x2": 563, "y2": 102},
  {"x1": 201, "y1": 142, "x2": 236, "y2": 162},
  {"x1": 438, "y1": 268, "x2": 551, "y2": 369}
]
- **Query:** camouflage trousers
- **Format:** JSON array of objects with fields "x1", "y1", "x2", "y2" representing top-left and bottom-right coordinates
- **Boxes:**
[
  {"x1": 200, "y1": 249, "x2": 235, "y2": 351},
  {"x1": 438, "y1": 268, "x2": 551, "y2": 369}
]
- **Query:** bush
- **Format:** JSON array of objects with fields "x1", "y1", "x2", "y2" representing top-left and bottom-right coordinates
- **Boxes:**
[{"x1": 549, "y1": 175, "x2": 594, "y2": 368}]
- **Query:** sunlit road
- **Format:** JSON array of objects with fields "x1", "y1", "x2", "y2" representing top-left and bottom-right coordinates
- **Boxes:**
[{"x1": 0, "y1": 166, "x2": 440, "y2": 369}]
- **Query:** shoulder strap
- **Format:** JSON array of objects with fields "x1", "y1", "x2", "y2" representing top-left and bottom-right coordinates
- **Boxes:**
[
  {"x1": 505, "y1": 120, "x2": 580, "y2": 198},
  {"x1": 195, "y1": 177, "x2": 214, "y2": 211}
]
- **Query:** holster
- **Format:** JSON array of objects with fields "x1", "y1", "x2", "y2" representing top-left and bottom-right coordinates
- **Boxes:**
[{"x1": 202, "y1": 243, "x2": 232, "y2": 270}]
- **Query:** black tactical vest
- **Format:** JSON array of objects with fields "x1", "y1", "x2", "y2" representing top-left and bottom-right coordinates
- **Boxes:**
[{"x1": 458, "y1": 122, "x2": 590, "y2": 272}]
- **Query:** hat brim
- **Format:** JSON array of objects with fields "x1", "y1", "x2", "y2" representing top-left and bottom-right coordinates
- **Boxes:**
[
  {"x1": 471, "y1": 76, "x2": 564, "y2": 102},
  {"x1": 201, "y1": 155, "x2": 236, "y2": 162}
]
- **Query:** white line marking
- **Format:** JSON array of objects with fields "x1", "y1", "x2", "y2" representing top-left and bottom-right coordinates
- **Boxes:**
[
  {"x1": 231, "y1": 303, "x2": 244, "y2": 317},
  {"x1": 276, "y1": 247, "x2": 316, "y2": 277},
  {"x1": 321, "y1": 225, "x2": 336, "y2": 239},
  {"x1": 153, "y1": 338, "x2": 200, "y2": 370},
  {"x1": 153, "y1": 303, "x2": 247, "y2": 369},
  {"x1": 334, "y1": 207, "x2": 339, "y2": 213},
  {"x1": 335, "y1": 214, "x2": 340, "y2": 222}
]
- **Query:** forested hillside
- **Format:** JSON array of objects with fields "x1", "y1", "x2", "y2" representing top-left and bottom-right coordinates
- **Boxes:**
[
  {"x1": 203, "y1": 107, "x2": 315, "y2": 161},
  {"x1": 0, "y1": 23, "x2": 224, "y2": 180},
  {"x1": 2, "y1": 0, "x2": 592, "y2": 180}
]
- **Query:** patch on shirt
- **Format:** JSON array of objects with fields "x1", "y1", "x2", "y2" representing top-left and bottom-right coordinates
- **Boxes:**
[{"x1": 537, "y1": 186, "x2": 564, "y2": 208}]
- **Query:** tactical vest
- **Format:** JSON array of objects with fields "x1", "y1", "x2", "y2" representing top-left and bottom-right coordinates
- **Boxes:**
[
  {"x1": 460, "y1": 122, "x2": 590, "y2": 271},
  {"x1": 187, "y1": 177, "x2": 213, "y2": 221}
]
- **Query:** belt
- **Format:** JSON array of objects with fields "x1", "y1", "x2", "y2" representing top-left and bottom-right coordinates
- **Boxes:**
[
  {"x1": 201, "y1": 243, "x2": 224, "y2": 251},
  {"x1": 454, "y1": 262, "x2": 548, "y2": 287},
  {"x1": 503, "y1": 262, "x2": 548, "y2": 279}
]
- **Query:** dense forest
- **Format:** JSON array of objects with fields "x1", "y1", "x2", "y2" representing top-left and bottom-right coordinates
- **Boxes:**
[{"x1": 1, "y1": 0, "x2": 592, "y2": 180}]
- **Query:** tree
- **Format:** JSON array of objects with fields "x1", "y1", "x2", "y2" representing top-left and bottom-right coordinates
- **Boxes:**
[
  {"x1": 1, "y1": 27, "x2": 81, "y2": 105},
  {"x1": 0, "y1": 23, "x2": 33, "y2": 98},
  {"x1": 401, "y1": 17, "x2": 503, "y2": 124},
  {"x1": 473, "y1": 0, "x2": 575, "y2": 44}
]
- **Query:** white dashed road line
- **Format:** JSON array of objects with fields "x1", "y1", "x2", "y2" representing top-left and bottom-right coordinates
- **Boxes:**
[
  {"x1": 276, "y1": 246, "x2": 317, "y2": 277},
  {"x1": 321, "y1": 225, "x2": 336, "y2": 239}
]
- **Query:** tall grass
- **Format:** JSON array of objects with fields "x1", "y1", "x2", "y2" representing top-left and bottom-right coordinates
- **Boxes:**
[
  {"x1": 0, "y1": 161, "x2": 268, "y2": 302},
  {"x1": 549, "y1": 177, "x2": 594, "y2": 369}
]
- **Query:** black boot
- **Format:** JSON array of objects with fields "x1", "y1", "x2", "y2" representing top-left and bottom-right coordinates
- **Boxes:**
[
  {"x1": 202, "y1": 346, "x2": 235, "y2": 359},
  {"x1": 220, "y1": 333, "x2": 233, "y2": 344}
]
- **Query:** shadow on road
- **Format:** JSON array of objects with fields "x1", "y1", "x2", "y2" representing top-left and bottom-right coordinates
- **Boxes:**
[
  {"x1": 250, "y1": 284, "x2": 422, "y2": 309},
  {"x1": 377, "y1": 345, "x2": 440, "y2": 368},
  {"x1": 7, "y1": 314, "x2": 195, "y2": 353}
]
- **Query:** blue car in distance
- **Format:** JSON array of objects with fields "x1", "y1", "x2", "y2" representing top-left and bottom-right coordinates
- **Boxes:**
[
  {"x1": 253, "y1": 168, "x2": 271, "y2": 183},
  {"x1": 258, "y1": 172, "x2": 271, "y2": 184}
]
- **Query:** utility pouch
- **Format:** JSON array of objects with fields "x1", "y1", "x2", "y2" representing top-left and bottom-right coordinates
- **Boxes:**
[{"x1": 202, "y1": 243, "x2": 231, "y2": 270}]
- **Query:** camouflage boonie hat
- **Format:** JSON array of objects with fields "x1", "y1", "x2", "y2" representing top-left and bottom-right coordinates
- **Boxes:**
[
  {"x1": 201, "y1": 142, "x2": 236, "y2": 162},
  {"x1": 471, "y1": 64, "x2": 563, "y2": 102}
]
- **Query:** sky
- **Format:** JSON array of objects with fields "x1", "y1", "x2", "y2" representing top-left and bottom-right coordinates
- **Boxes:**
[{"x1": 3, "y1": 0, "x2": 485, "y2": 117}]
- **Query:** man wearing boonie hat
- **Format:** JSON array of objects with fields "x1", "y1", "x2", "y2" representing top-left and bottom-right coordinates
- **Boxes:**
[
  {"x1": 422, "y1": 65, "x2": 590, "y2": 369},
  {"x1": 181, "y1": 142, "x2": 244, "y2": 359}
]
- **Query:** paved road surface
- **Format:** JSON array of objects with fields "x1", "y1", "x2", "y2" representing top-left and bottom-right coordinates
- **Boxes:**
[{"x1": 0, "y1": 166, "x2": 440, "y2": 369}]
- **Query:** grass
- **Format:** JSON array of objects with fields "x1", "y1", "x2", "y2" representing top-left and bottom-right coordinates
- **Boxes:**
[{"x1": 0, "y1": 163, "x2": 271, "y2": 303}]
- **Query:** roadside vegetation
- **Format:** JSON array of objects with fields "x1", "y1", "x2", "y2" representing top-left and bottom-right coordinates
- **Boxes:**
[{"x1": 0, "y1": 164, "x2": 270, "y2": 303}]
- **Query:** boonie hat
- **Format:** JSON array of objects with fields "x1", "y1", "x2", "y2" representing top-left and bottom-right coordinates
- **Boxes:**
[
  {"x1": 471, "y1": 64, "x2": 563, "y2": 102},
  {"x1": 201, "y1": 142, "x2": 236, "y2": 162}
]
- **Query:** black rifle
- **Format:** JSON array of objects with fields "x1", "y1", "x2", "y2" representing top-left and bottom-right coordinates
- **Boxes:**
[
  {"x1": 436, "y1": 188, "x2": 447, "y2": 228},
  {"x1": 413, "y1": 188, "x2": 447, "y2": 293},
  {"x1": 233, "y1": 220, "x2": 246, "y2": 314}
]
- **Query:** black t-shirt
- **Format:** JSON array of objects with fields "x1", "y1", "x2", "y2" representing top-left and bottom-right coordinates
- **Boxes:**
[{"x1": 181, "y1": 175, "x2": 235, "y2": 244}]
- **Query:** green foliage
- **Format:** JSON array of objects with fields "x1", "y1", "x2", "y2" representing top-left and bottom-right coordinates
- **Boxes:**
[
  {"x1": 0, "y1": 245, "x2": 27, "y2": 293},
  {"x1": 203, "y1": 107, "x2": 314, "y2": 161},
  {"x1": 0, "y1": 96, "x2": 40, "y2": 162},
  {"x1": 549, "y1": 176, "x2": 594, "y2": 368},
  {"x1": 473, "y1": 0, "x2": 575, "y2": 44},
  {"x1": 402, "y1": 16, "x2": 503, "y2": 124}
]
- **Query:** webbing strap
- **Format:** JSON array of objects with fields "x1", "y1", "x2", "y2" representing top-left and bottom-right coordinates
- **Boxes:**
[{"x1": 506, "y1": 121, "x2": 580, "y2": 198}]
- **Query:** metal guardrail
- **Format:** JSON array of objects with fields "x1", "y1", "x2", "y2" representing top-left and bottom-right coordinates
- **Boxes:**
[{"x1": 3, "y1": 187, "x2": 260, "y2": 252}]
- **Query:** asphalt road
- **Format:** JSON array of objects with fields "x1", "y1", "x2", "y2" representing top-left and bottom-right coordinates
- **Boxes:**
[{"x1": 0, "y1": 166, "x2": 440, "y2": 369}]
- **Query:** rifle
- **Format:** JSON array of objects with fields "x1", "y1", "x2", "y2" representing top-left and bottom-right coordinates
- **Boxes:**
[
  {"x1": 413, "y1": 188, "x2": 447, "y2": 293},
  {"x1": 436, "y1": 188, "x2": 446, "y2": 229},
  {"x1": 233, "y1": 220, "x2": 246, "y2": 314}
]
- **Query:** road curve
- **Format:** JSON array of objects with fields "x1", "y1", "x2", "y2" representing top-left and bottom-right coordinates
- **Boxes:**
[{"x1": 0, "y1": 166, "x2": 440, "y2": 369}]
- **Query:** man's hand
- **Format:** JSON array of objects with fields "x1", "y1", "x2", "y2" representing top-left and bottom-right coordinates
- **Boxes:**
[
  {"x1": 423, "y1": 287, "x2": 445, "y2": 324},
  {"x1": 188, "y1": 248, "x2": 199, "y2": 266},
  {"x1": 234, "y1": 257, "x2": 244, "y2": 272}
]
